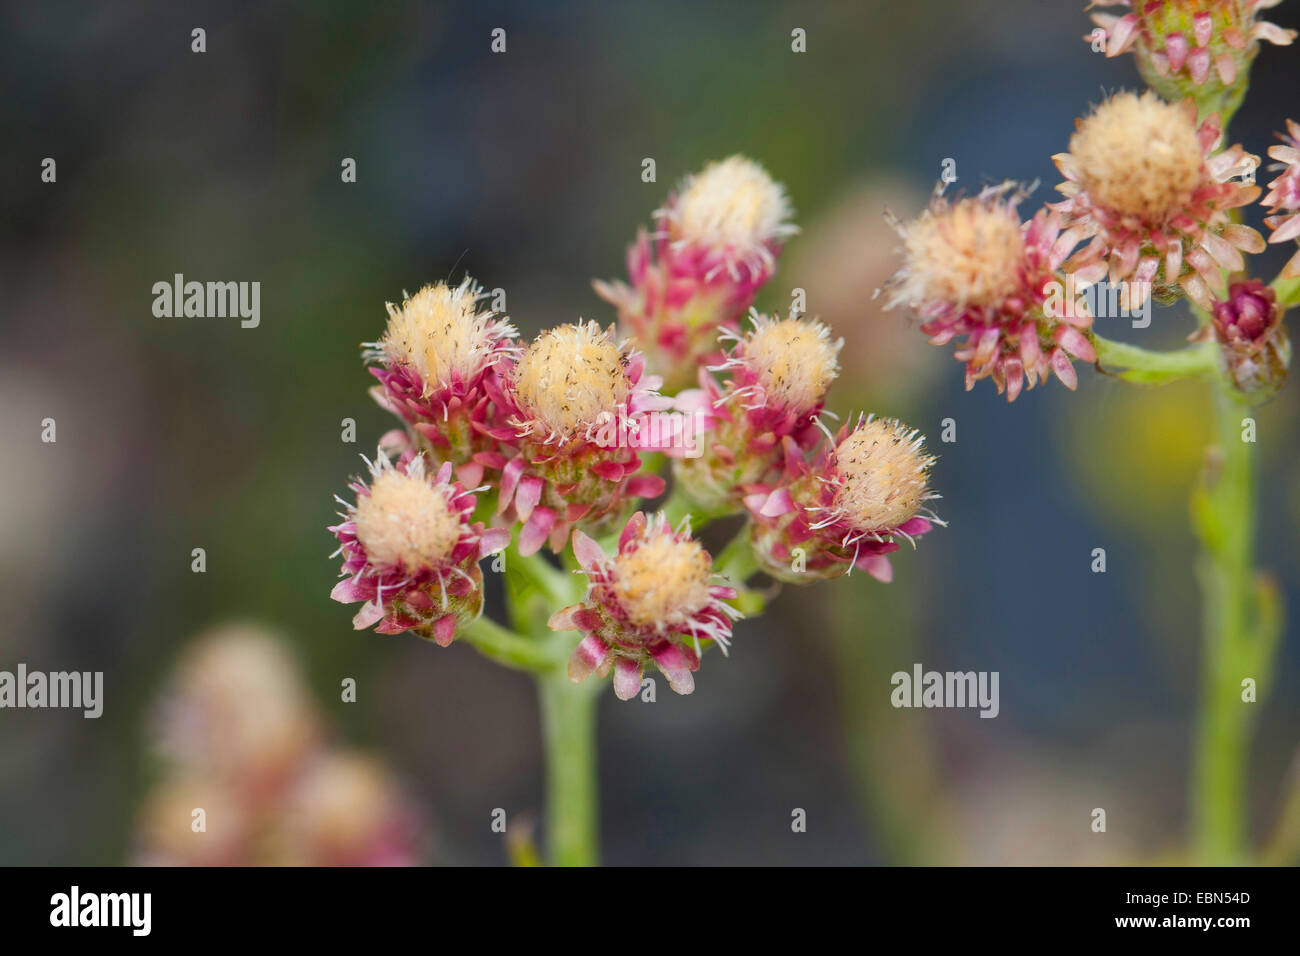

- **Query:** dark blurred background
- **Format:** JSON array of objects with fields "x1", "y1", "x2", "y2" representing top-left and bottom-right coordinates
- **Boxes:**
[{"x1": 2, "y1": 0, "x2": 1298, "y2": 865}]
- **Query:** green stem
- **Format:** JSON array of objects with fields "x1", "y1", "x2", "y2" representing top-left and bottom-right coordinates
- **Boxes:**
[
  {"x1": 507, "y1": 549, "x2": 573, "y2": 608},
  {"x1": 1191, "y1": 385, "x2": 1258, "y2": 864},
  {"x1": 460, "y1": 614, "x2": 559, "y2": 672},
  {"x1": 1096, "y1": 334, "x2": 1280, "y2": 863},
  {"x1": 716, "y1": 522, "x2": 759, "y2": 585},
  {"x1": 1092, "y1": 334, "x2": 1217, "y2": 385},
  {"x1": 499, "y1": 548, "x2": 601, "y2": 865},
  {"x1": 537, "y1": 668, "x2": 600, "y2": 866}
]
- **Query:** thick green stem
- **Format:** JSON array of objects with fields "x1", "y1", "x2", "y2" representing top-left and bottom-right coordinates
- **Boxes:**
[
  {"x1": 538, "y1": 669, "x2": 600, "y2": 866},
  {"x1": 1191, "y1": 386, "x2": 1257, "y2": 864}
]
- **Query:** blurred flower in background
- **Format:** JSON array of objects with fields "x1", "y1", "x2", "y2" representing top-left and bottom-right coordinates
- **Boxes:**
[{"x1": 136, "y1": 624, "x2": 424, "y2": 865}]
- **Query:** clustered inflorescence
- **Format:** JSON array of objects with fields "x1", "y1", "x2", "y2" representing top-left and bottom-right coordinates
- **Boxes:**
[
  {"x1": 329, "y1": 156, "x2": 942, "y2": 699},
  {"x1": 883, "y1": 0, "x2": 1296, "y2": 404}
]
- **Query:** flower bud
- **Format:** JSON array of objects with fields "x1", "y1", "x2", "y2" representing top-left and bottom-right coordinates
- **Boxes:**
[
  {"x1": 549, "y1": 513, "x2": 740, "y2": 700},
  {"x1": 329, "y1": 451, "x2": 510, "y2": 645},
  {"x1": 746, "y1": 416, "x2": 940, "y2": 583},
  {"x1": 1212, "y1": 279, "x2": 1290, "y2": 399},
  {"x1": 594, "y1": 156, "x2": 796, "y2": 390}
]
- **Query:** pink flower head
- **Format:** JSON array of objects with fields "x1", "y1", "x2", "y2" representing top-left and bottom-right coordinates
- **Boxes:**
[
  {"x1": 673, "y1": 310, "x2": 842, "y2": 513},
  {"x1": 745, "y1": 415, "x2": 941, "y2": 583},
  {"x1": 365, "y1": 276, "x2": 519, "y2": 464},
  {"x1": 488, "y1": 321, "x2": 671, "y2": 555},
  {"x1": 550, "y1": 512, "x2": 741, "y2": 700},
  {"x1": 328, "y1": 450, "x2": 510, "y2": 645},
  {"x1": 594, "y1": 156, "x2": 797, "y2": 390},
  {"x1": 1212, "y1": 279, "x2": 1290, "y2": 397},
  {"x1": 1263, "y1": 118, "x2": 1300, "y2": 279},
  {"x1": 1052, "y1": 91, "x2": 1265, "y2": 311},
  {"x1": 882, "y1": 182, "x2": 1096, "y2": 401},
  {"x1": 1091, "y1": 2, "x2": 1294, "y2": 98}
]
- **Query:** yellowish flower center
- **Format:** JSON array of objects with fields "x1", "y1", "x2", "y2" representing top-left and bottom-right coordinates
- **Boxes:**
[
  {"x1": 902, "y1": 198, "x2": 1025, "y2": 308},
  {"x1": 1069, "y1": 91, "x2": 1204, "y2": 221},
  {"x1": 832, "y1": 419, "x2": 932, "y2": 531},
  {"x1": 613, "y1": 532, "x2": 713, "y2": 630},
  {"x1": 381, "y1": 281, "x2": 503, "y2": 392},
  {"x1": 513, "y1": 322, "x2": 629, "y2": 437},
  {"x1": 354, "y1": 470, "x2": 460, "y2": 569},
  {"x1": 742, "y1": 316, "x2": 841, "y2": 411},
  {"x1": 674, "y1": 155, "x2": 792, "y2": 249}
]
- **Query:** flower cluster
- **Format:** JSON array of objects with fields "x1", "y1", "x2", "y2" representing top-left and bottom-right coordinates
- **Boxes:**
[
  {"x1": 329, "y1": 157, "x2": 943, "y2": 699},
  {"x1": 887, "y1": 5, "x2": 1294, "y2": 403},
  {"x1": 138, "y1": 625, "x2": 422, "y2": 866}
]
